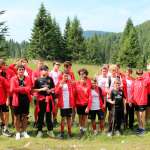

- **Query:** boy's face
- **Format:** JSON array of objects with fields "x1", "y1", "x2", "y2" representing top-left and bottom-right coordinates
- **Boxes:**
[
  {"x1": 40, "y1": 69, "x2": 48, "y2": 76},
  {"x1": 91, "y1": 81, "x2": 97, "y2": 88},
  {"x1": 114, "y1": 81, "x2": 120, "y2": 89},
  {"x1": 17, "y1": 68, "x2": 25, "y2": 76},
  {"x1": 37, "y1": 61, "x2": 44, "y2": 69},
  {"x1": 54, "y1": 63, "x2": 60, "y2": 70},
  {"x1": 102, "y1": 68, "x2": 107, "y2": 76},
  {"x1": 126, "y1": 70, "x2": 132, "y2": 76},
  {"x1": 21, "y1": 60, "x2": 28, "y2": 67},
  {"x1": 111, "y1": 69, "x2": 116, "y2": 76},
  {"x1": 79, "y1": 71, "x2": 87, "y2": 80},
  {"x1": 63, "y1": 74, "x2": 68, "y2": 81}
]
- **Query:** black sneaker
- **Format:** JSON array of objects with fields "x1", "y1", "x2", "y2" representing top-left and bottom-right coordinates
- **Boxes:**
[
  {"x1": 2, "y1": 129, "x2": 12, "y2": 137},
  {"x1": 58, "y1": 132, "x2": 64, "y2": 139}
]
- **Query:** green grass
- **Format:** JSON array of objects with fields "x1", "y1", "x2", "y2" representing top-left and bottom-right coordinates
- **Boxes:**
[{"x1": 2, "y1": 59, "x2": 150, "y2": 150}]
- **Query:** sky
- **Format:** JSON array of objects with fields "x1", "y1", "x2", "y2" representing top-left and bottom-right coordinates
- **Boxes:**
[{"x1": 1, "y1": 0, "x2": 150, "y2": 42}]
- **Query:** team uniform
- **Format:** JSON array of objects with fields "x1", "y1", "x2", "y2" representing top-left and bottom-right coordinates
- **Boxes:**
[
  {"x1": 130, "y1": 76, "x2": 149, "y2": 111},
  {"x1": 87, "y1": 87, "x2": 105, "y2": 122},
  {"x1": 109, "y1": 89, "x2": 125, "y2": 134},
  {"x1": 124, "y1": 76, "x2": 134, "y2": 129},
  {"x1": 34, "y1": 76, "x2": 55, "y2": 133},
  {"x1": 75, "y1": 81, "x2": 90, "y2": 115}
]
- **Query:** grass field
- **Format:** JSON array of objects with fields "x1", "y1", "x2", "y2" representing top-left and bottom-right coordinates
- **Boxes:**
[{"x1": 1, "y1": 59, "x2": 150, "y2": 150}]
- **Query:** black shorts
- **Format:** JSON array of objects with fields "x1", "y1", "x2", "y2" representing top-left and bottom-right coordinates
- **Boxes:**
[
  {"x1": 135, "y1": 105, "x2": 146, "y2": 112},
  {"x1": 0, "y1": 104, "x2": 9, "y2": 112},
  {"x1": 77, "y1": 105, "x2": 88, "y2": 115},
  {"x1": 147, "y1": 95, "x2": 150, "y2": 107},
  {"x1": 89, "y1": 109, "x2": 104, "y2": 120},
  {"x1": 13, "y1": 95, "x2": 30, "y2": 115},
  {"x1": 60, "y1": 108, "x2": 72, "y2": 117}
]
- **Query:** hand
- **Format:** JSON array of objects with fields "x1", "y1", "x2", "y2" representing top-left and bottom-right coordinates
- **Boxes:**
[
  {"x1": 85, "y1": 107, "x2": 89, "y2": 113},
  {"x1": 111, "y1": 101, "x2": 115, "y2": 105},
  {"x1": 129, "y1": 103, "x2": 132, "y2": 107},
  {"x1": 47, "y1": 88, "x2": 55, "y2": 93},
  {"x1": 6, "y1": 98, "x2": 10, "y2": 106},
  {"x1": 41, "y1": 87, "x2": 49, "y2": 91},
  {"x1": 124, "y1": 109, "x2": 127, "y2": 114}
]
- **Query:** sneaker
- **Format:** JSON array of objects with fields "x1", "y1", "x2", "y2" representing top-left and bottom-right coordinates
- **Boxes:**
[
  {"x1": 115, "y1": 130, "x2": 121, "y2": 136},
  {"x1": 2, "y1": 129, "x2": 12, "y2": 137},
  {"x1": 21, "y1": 131, "x2": 30, "y2": 138},
  {"x1": 36, "y1": 131, "x2": 43, "y2": 138},
  {"x1": 137, "y1": 128, "x2": 145, "y2": 135},
  {"x1": 16, "y1": 132, "x2": 21, "y2": 140},
  {"x1": 58, "y1": 132, "x2": 64, "y2": 139},
  {"x1": 107, "y1": 132, "x2": 112, "y2": 137},
  {"x1": 47, "y1": 131, "x2": 55, "y2": 138},
  {"x1": 93, "y1": 130, "x2": 98, "y2": 136}
]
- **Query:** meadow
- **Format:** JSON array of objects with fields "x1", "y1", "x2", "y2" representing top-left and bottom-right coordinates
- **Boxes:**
[{"x1": 1, "y1": 59, "x2": 150, "y2": 150}]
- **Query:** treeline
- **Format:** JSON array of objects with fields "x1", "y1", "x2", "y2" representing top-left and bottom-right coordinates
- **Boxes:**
[{"x1": 1, "y1": 4, "x2": 150, "y2": 68}]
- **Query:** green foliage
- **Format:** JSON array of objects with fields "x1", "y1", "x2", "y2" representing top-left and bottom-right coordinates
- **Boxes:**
[
  {"x1": 28, "y1": 3, "x2": 64, "y2": 60},
  {"x1": 117, "y1": 18, "x2": 143, "y2": 68},
  {"x1": 64, "y1": 16, "x2": 86, "y2": 61},
  {"x1": 0, "y1": 10, "x2": 8, "y2": 58}
]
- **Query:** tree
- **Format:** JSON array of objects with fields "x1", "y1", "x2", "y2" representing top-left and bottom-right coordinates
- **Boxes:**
[
  {"x1": 28, "y1": 3, "x2": 55, "y2": 59},
  {"x1": 0, "y1": 10, "x2": 8, "y2": 58},
  {"x1": 117, "y1": 18, "x2": 143, "y2": 68},
  {"x1": 63, "y1": 17, "x2": 72, "y2": 60},
  {"x1": 66, "y1": 17, "x2": 85, "y2": 61}
]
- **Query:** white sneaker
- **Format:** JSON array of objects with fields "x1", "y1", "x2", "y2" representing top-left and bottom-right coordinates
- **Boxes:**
[
  {"x1": 107, "y1": 132, "x2": 112, "y2": 137},
  {"x1": 36, "y1": 131, "x2": 43, "y2": 138},
  {"x1": 21, "y1": 131, "x2": 30, "y2": 138},
  {"x1": 115, "y1": 130, "x2": 121, "y2": 136},
  {"x1": 93, "y1": 130, "x2": 98, "y2": 136},
  {"x1": 16, "y1": 132, "x2": 21, "y2": 140}
]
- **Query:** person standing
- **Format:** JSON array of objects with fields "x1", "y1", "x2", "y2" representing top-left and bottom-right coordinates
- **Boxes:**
[{"x1": 10, "y1": 65, "x2": 31, "y2": 140}]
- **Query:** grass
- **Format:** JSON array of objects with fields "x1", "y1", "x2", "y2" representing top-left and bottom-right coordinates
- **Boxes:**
[{"x1": 1, "y1": 59, "x2": 150, "y2": 150}]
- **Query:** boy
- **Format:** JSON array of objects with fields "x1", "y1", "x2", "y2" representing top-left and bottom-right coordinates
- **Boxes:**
[
  {"x1": 33, "y1": 65, "x2": 55, "y2": 138},
  {"x1": 107, "y1": 78, "x2": 126, "y2": 136}
]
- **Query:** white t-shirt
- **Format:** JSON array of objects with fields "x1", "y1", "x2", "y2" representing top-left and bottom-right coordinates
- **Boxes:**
[
  {"x1": 24, "y1": 70, "x2": 29, "y2": 77},
  {"x1": 62, "y1": 84, "x2": 70, "y2": 109},
  {"x1": 49, "y1": 70, "x2": 61, "y2": 85},
  {"x1": 97, "y1": 75, "x2": 108, "y2": 89},
  {"x1": 91, "y1": 89, "x2": 100, "y2": 110},
  {"x1": 126, "y1": 79, "x2": 133, "y2": 100}
]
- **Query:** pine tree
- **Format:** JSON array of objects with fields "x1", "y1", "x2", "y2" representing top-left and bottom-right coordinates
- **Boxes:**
[
  {"x1": 63, "y1": 17, "x2": 72, "y2": 60},
  {"x1": 28, "y1": 3, "x2": 54, "y2": 59},
  {"x1": 118, "y1": 18, "x2": 143, "y2": 68},
  {"x1": 66, "y1": 16, "x2": 85, "y2": 61},
  {"x1": 0, "y1": 10, "x2": 8, "y2": 58}
]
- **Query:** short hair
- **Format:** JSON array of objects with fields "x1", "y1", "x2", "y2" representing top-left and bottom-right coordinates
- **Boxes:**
[
  {"x1": 78, "y1": 68, "x2": 88, "y2": 76},
  {"x1": 136, "y1": 69, "x2": 143, "y2": 75},
  {"x1": 20, "y1": 58, "x2": 28, "y2": 63},
  {"x1": 16, "y1": 64, "x2": 25, "y2": 70},
  {"x1": 64, "y1": 61, "x2": 72, "y2": 66},
  {"x1": 53, "y1": 61, "x2": 60, "y2": 66},
  {"x1": 127, "y1": 67, "x2": 133, "y2": 74},
  {"x1": 40, "y1": 65, "x2": 49, "y2": 71}
]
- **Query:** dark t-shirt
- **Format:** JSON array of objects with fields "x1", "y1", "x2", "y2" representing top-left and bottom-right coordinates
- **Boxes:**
[
  {"x1": 110, "y1": 89, "x2": 125, "y2": 109},
  {"x1": 18, "y1": 77, "x2": 29, "y2": 101},
  {"x1": 34, "y1": 76, "x2": 55, "y2": 97}
]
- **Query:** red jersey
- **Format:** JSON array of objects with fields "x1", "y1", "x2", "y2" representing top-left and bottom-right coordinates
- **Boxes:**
[
  {"x1": 0, "y1": 76, "x2": 9, "y2": 105},
  {"x1": 10, "y1": 75, "x2": 32, "y2": 107},
  {"x1": 55, "y1": 80, "x2": 75, "y2": 108},
  {"x1": 130, "y1": 76, "x2": 149, "y2": 106},
  {"x1": 74, "y1": 81, "x2": 90, "y2": 106}
]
